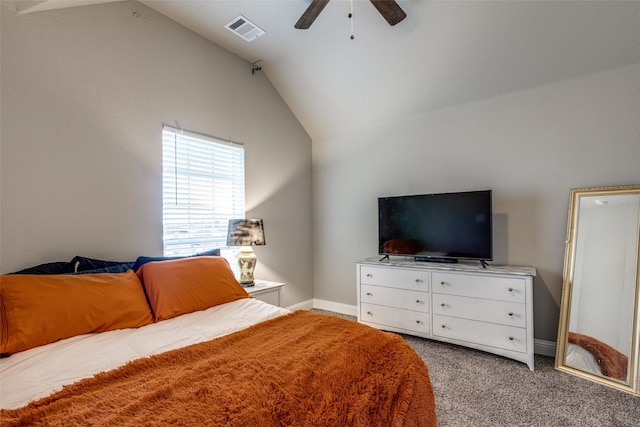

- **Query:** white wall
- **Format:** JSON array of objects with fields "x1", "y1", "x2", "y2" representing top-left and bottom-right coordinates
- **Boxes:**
[
  {"x1": 0, "y1": 1, "x2": 313, "y2": 306},
  {"x1": 312, "y1": 63, "x2": 640, "y2": 342}
]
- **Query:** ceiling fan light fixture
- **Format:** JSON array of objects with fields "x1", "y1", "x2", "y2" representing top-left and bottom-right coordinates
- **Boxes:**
[
  {"x1": 225, "y1": 15, "x2": 265, "y2": 42},
  {"x1": 295, "y1": 0, "x2": 406, "y2": 30}
]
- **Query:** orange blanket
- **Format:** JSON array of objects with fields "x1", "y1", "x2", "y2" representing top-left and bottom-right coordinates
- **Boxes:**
[{"x1": 1, "y1": 311, "x2": 436, "y2": 426}]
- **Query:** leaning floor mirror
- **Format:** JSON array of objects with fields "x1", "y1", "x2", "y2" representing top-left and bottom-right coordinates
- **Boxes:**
[{"x1": 555, "y1": 185, "x2": 640, "y2": 395}]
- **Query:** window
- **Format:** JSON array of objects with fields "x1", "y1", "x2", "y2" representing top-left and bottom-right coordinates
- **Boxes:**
[{"x1": 162, "y1": 125, "x2": 245, "y2": 257}]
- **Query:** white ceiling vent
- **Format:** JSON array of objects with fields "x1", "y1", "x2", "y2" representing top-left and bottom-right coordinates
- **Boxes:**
[{"x1": 225, "y1": 15, "x2": 265, "y2": 42}]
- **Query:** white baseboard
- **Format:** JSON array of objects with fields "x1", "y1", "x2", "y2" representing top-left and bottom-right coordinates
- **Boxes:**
[
  {"x1": 286, "y1": 299, "x2": 314, "y2": 311},
  {"x1": 312, "y1": 299, "x2": 358, "y2": 317},
  {"x1": 534, "y1": 339, "x2": 556, "y2": 357},
  {"x1": 286, "y1": 299, "x2": 357, "y2": 316},
  {"x1": 291, "y1": 299, "x2": 558, "y2": 359}
]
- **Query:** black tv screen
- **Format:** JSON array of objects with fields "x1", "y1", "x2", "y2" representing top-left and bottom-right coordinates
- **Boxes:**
[{"x1": 378, "y1": 190, "x2": 493, "y2": 262}]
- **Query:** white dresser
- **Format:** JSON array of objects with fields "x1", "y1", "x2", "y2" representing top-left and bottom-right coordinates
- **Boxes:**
[{"x1": 357, "y1": 258, "x2": 536, "y2": 370}]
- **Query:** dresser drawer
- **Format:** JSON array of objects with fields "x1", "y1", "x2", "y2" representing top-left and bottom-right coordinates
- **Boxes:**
[
  {"x1": 432, "y1": 272, "x2": 526, "y2": 303},
  {"x1": 361, "y1": 284, "x2": 429, "y2": 312},
  {"x1": 360, "y1": 266, "x2": 429, "y2": 291},
  {"x1": 361, "y1": 303, "x2": 430, "y2": 334},
  {"x1": 433, "y1": 314, "x2": 527, "y2": 353},
  {"x1": 432, "y1": 293, "x2": 525, "y2": 328}
]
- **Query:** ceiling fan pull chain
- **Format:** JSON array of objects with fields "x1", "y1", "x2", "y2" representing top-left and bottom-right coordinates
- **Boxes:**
[{"x1": 349, "y1": 0, "x2": 354, "y2": 40}]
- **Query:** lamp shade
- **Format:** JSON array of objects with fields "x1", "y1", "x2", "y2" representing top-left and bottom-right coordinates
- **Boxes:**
[{"x1": 226, "y1": 219, "x2": 266, "y2": 247}]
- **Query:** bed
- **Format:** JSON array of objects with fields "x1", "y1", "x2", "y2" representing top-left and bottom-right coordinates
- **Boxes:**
[
  {"x1": 566, "y1": 331, "x2": 629, "y2": 381},
  {"x1": 1, "y1": 256, "x2": 437, "y2": 426}
]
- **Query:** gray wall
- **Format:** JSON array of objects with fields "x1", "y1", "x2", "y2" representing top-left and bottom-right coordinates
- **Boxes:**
[
  {"x1": 0, "y1": 1, "x2": 313, "y2": 307},
  {"x1": 3, "y1": 0, "x2": 640, "y2": 343},
  {"x1": 312, "y1": 63, "x2": 640, "y2": 342}
]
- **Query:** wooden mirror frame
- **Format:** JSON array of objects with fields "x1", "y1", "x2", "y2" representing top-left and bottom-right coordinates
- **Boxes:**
[{"x1": 555, "y1": 185, "x2": 640, "y2": 395}]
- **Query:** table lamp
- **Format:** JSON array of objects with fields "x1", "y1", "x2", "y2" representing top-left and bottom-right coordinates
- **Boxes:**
[{"x1": 226, "y1": 219, "x2": 265, "y2": 286}]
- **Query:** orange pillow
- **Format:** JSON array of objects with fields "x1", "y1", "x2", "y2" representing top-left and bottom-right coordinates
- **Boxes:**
[
  {"x1": 136, "y1": 256, "x2": 250, "y2": 321},
  {"x1": 0, "y1": 270, "x2": 153, "y2": 355}
]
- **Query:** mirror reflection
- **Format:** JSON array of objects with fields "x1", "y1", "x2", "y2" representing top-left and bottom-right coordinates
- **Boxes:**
[{"x1": 556, "y1": 185, "x2": 640, "y2": 395}]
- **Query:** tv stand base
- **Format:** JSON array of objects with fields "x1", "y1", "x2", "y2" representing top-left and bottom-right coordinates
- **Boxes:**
[{"x1": 414, "y1": 256, "x2": 457, "y2": 263}]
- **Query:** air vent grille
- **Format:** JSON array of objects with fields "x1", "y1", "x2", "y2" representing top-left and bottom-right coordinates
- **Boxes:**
[{"x1": 225, "y1": 15, "x2": 265, "y2": 42}]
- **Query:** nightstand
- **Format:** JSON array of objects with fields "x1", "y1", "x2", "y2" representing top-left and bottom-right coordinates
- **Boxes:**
[{"x1": 246, "y1": 280, "x2": 285, "y2": 307}]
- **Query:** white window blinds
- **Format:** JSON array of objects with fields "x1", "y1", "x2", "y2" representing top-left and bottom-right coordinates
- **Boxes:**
[{"x1": 162, "y1": 126, "x2": 245, "y2": 256}]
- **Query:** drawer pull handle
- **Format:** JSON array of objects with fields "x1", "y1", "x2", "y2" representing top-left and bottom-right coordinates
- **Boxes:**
[
  {"x1": 440, "y1": 303, "x2": 446, "y2": 307},
  {"x1": 508, "y1": 287, "x2": 514, "y2": 292},
  {"x1": 416, "y1": 299, "x2": 422, "y2": 304},
  {"x1": 441, "y1": 325, "x2": 446, "y2": 329},
  {"x1": 366, "y1": 274, "x2": 373, "y2": 278},
  {"x1": 415, "y1": 279, "x2": 421, "y2": 283},
  {"x1": 440, "y1": 281, "x2": 446, "y2": 285},
  {"x1": 509, "y1": 337, "x2": 514, "y2": 341},
  {"x1": 508, "y1": 312, "x2": 514, "y2": 316},
  {"x1": 416, "y1": 320, "x2": 421, "y2": 324},
  {"x1": 366, "y1": 311, "x2": 373, "y2": 316},
  {"x1": 366, "y1": 292, "x2": 373, "y2": 296}
]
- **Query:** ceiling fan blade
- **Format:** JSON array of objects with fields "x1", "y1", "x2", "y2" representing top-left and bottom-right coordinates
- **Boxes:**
[
  {"x1": 369, "y1": 0, "x2": 407, "y2": 26},
  {"x1": 295, "y1": 0, "x2": 330, "y2": 29}
]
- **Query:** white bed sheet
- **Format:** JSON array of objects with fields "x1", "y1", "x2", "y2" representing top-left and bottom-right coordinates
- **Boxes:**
[
  {"x1": 0, "y1": 298, "x2": 289, "y2": 409},
  {"x1": 565, "y1": 342, "x2": 602, "y2": 375}
]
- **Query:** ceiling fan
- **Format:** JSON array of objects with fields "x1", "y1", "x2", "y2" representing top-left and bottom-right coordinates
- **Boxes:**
[{"x1": 295, "y1": 0, "x2": 407, "y2": 29}]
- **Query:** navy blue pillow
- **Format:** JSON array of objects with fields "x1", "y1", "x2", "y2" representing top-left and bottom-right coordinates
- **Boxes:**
[
  {"x1": 69, "y1": 256, "x2": 131, "y2": 273},
  {"x1": 132, "y1": 248, "x2": 221, "y2": 271},
  {"x1": 10, "y1": 261, "x2": 74, "y2": 275},
  {"x1": 74, "y1": 262, "x2": 135, "y2": 275}
]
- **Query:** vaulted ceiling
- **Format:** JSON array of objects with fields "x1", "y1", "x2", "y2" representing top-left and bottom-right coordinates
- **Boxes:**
[{"x1": 16, "y1": 0, "x2": 640, "y2": 140}]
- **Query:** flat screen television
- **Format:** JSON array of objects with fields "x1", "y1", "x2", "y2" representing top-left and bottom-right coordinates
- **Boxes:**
[{"x1": 378, "y1": 190, "x2": 493, "y2": 263}]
